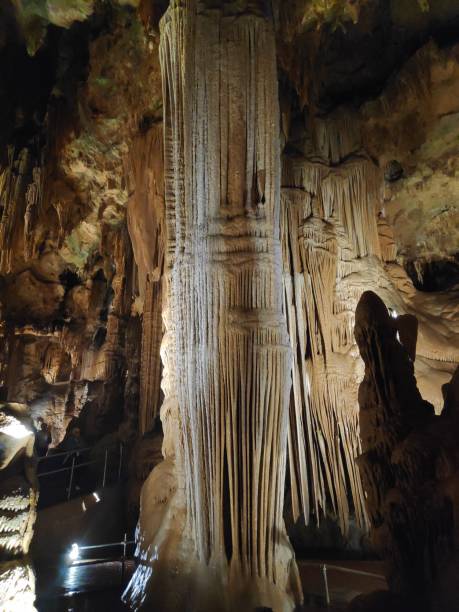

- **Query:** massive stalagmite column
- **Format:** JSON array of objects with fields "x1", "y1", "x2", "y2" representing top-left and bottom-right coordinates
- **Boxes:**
[{"x1": 125, "y1": 1, "x2": 302, "y2": 610}]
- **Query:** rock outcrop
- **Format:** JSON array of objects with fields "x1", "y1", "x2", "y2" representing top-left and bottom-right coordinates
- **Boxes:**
[
  {"x1": 354, "y1": 290, "x2": 459, "y2": 612},
  {"x1": 0, "y1": 402, "x2": 38, "y2": 611}
]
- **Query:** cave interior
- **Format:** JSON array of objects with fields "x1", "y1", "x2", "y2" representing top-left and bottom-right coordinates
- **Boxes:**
[{"x1": 0, "y1": 1, "x2": 458, "y2": 611}]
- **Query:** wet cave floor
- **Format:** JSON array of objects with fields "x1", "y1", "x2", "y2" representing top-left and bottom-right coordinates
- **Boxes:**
[
  {"x1": 35, "y1": 558, "x2": 386, "y2": 611},
  {"x1": 36, "y1": 559, "x2": 133, "y2": 612}
]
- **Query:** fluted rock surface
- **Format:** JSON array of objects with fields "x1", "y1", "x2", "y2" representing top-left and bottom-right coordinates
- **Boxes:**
[{"x1": 125, "y1": 1, "x2": 303, "y2": 610}]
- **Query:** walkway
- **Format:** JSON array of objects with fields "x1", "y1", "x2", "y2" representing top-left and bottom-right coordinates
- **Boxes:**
[{"x1": 35, "y1": 554, "x2": 386, "y2": 611}]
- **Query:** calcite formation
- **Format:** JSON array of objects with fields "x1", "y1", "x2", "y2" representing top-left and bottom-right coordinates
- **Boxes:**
[
  {"x1": 0, "y1": 402, "x2": 38, "y2": 612},
  {"x1": 280, "y1": 40, "x2": 459, "y2": 541},
  {"x1": 127, "y1": 123, "x2": 165, "y2": 434},
  {"x1": 125, "y1": 1, "x2": 302, "y2": 610},
  {"x1": 0, "y1": 1, "x2": 458, "y2": 610},
  {"x1": 0, "y1": 4, "x2": 164, "y2": 450},
  {"x1": 281, "y1": 151, "x2": 380, "y2": 534},
  {"x1": 354, "y1": 291, "x2": 459, "y2": 612}
]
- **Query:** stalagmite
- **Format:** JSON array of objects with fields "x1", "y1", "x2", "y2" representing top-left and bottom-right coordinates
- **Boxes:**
[
  {"x1": 354, "y1": 291, "x2": 459, "y2": 612},
  {"x1": 125, "y1": 1, "x2": 302, "y2": 610}
]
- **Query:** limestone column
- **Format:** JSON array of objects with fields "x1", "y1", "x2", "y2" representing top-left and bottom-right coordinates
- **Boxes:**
[{"x1": 153, "y1": 0, "x2": 301, "y2": 608}]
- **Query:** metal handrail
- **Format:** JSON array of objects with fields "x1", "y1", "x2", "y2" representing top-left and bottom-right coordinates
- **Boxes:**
[
  {"x1": 37, "y1": 446, "x2": 93, "y2": 461},
  {"x1": 66, "y1": 546, "x2": 385, "y2": 605},
  {"x1": 299, "y1": 560, "x2": 385, "y2": 607},
  {"x1": 68, "y1": 534, "x2": 135, "y2": 582},
  {"x1": 322, "y1": 563, "x2": 385, "y2": 580},
  {"x1": 72, "y1": 536, "x2": 135, "y2": 558},
  {"x1": 38, "y1": 459, "x2": 98, "y2": 477},
  {"x1": 300, "y1": 560, "x2": 385, "y2": 580},
  {"x1": 37, "y1": 442, "x2": 124, "y2": 502}
]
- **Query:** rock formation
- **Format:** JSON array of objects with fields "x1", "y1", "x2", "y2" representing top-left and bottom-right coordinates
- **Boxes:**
[
  {"x1": 354, "y1": 290, "x2": 459, "y2": 612},
  {"x1": 0, "y1": 1, "x2": 458, "y2": 610},
  {"x1": 125, "y1": 1, "x2": 302, "y2": 610},
  {"x1": 0, "y1": 402, "x2": 38, "y2": 611},
  {"x1": 0, "y1": 3, "x2": 164, "y2": 453},
  {"x1": 281, "y1": 37, "x2": 459, "y2": 542}
]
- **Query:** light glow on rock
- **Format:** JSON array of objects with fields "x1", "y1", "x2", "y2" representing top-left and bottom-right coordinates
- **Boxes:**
[{"x1": 0, "y1": 420, "x2": 32, "y2": 440}]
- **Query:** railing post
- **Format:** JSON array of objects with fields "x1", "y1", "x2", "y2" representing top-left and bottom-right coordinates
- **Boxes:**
[
  {"x1": 67, "y1": 455, "x2": 76, "y2": 501},
  {"x1": 121, "y1": 532, "x2": 127, "y2": 583},
  {"x1": 102, "y1": 448, "x2": 108, "y2": 487},
  {"x1": 118, "y1": 442, "x2": 123, "y2": 481},
  {"x1": 322, "y1": 564, "x2": 330, "y2": 607}
]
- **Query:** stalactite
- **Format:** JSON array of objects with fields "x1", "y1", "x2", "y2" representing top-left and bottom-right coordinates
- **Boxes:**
[
  {"x1": 127, "y1": 123, "x2": 165, "y2": 299},
  {"x1": 0, "y1": 148, "x2": 31, "y2": 274},
  {"x1": 24, "y1": 167, "x2": 42, "y2": 260},
  {"x1": 300, "y1": 218, "x2": 337, "y2": 355},
  {"x1": 281, "y1": 147, "x2": 379, "y2": 534},
  {"x1": 282, "y1": 87, "x2": 459, "y2": 541},
  {"x1": 310, "y1": 108, "x2": 361, "y2": 164},
  {"x1": 139, "y1": 277, "x2": 162, "y2": 434},
  {"x1": 127, "y1": 123, "x2": 165, "y2": 434},
  {"x1": 283, "y1": 156, "x2": 382, "y2": 258}
]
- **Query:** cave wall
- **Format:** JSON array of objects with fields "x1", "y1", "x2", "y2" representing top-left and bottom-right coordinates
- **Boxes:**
[
  {"x1": 0, "y1": 3, "x2": 164, "y2": 451},
  {"x1": 279, "y1": 11, "x2": 459, "y2": 537}
]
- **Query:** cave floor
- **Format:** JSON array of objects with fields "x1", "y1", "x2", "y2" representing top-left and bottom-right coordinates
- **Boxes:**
[
  {"x1": 34, "y1": 558, "x2": 385, "y2": 611},
  {"x1": 35, "y1": 558, "x2": 134, "y2": 611}
]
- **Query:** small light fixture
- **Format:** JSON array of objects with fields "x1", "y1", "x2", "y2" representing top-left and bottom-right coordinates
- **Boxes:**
[
  {"x1": 68, "y1": 543, "x2": 80, "y2": 562},
  {"x1": 93, "y1": 492, "x2": 101, "y2": 503}
]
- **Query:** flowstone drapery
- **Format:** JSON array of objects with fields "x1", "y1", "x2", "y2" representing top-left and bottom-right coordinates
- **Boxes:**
[
  {"x1": 127, "y1": 124, "x2": 165, "y2": 434},
  {"x1": 281, "y1": 143, "x2": 382, "y2": 534},
  {"x1": 0, "y1": 402, "x2": 38, "y2": 612},
  {"x1": 125, "y1": 1, "x2": 302, "y2": 610},
  {"x1": 281, "y1": 93, "x2": 459, "y2": 536}
]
